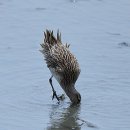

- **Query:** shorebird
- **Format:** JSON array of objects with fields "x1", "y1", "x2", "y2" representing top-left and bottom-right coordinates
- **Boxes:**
[{"x1": 40, "y1": 30, "x2": 81, "y2": 104}]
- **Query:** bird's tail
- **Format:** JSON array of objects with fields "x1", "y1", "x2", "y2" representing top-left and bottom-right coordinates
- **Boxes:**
[{"x1": 40, "y1": 29, "x2": 62, "y2": 52}]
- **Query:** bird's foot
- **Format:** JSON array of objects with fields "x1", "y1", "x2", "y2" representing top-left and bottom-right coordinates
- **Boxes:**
[
  {"x1": 52, "y1": 91, "x2": 60, "y2": 101},
  {"x1": 58, "y1": 94, "x2": 65, "y2": 101},
  {"x1": 52, "y1": 92, "x2": 65, "y2": 102}
]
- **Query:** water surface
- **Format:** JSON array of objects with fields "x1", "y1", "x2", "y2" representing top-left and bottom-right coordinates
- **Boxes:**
[{"x1": 0, "y1": 0, "x2": 130, "y2": 130}]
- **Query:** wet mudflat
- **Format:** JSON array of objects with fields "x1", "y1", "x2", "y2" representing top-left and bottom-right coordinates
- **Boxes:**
[{"x1": 0, "y1": 0, "x2": 130, "y2": 130}]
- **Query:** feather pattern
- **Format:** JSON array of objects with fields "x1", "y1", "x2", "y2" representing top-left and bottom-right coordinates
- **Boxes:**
[{"x1": 40, "y1": 30, "x2": 81, "y2": 103}]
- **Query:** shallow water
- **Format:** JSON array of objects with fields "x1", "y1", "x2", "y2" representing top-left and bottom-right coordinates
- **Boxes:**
[{"x1": 0, "y1": 0, "x2": 130, "y2": 130}]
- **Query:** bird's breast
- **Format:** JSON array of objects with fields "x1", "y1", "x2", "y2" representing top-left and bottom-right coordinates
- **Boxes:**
[{"x1": 49, "y1": 67, "x2": 62, "y2": 84}]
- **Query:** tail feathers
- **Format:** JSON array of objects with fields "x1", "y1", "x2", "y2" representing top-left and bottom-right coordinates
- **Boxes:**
[
  {"x1": 40, "y1": 30, "x2": 62, "y2": 53},
  {"x1": 44, "y1": 29, "x2": 61, "y2": 45},
  {"x1": 40, "y1": 30, "x2": 70, "y2": 55}
]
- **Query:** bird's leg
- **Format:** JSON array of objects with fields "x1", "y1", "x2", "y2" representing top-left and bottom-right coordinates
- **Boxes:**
[{"x1": 49, "y1": 76, "x2": 59, "y2": 101}]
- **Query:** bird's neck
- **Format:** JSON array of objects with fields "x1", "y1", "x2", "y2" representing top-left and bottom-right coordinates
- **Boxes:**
[{"x1": 63, "y1": 84, "x2": 79, "y2": 101}]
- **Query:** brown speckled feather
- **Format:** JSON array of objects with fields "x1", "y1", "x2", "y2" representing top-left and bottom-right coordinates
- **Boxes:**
[{"x1": 40, "y1": 30, "x2": 81, "y2": 104}]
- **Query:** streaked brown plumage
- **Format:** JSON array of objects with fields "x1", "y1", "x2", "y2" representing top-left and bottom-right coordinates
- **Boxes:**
[{"x1": 40, "y1": 30, "x2": 81, "y2": 104}]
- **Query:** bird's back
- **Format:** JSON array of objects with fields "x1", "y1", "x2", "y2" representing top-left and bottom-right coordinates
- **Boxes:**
[{"x1": 40, "y1": 30, "x2": 80, "y2": 87}]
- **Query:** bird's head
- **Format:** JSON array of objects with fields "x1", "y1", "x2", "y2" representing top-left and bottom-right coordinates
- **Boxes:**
[
  {"x1": 70, "y1": 92, "x2": 81, "y2": 104},
  {"x1": 64, "y1": 85, "x2": 81, "y2": 104}
]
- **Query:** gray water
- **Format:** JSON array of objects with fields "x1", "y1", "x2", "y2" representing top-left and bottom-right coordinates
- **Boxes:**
[{"x1": 0, "y1": 0, "x2": 130, "y2": 130}]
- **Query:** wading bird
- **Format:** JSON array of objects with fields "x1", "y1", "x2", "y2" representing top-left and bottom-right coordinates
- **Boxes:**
[{"x1": 40, "y1": 30, "x2": 81, "y2": 104}]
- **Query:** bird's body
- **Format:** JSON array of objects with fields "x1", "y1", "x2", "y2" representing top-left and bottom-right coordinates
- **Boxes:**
[{"x1": 40, "y1": 30, "x2": 81, "y2": 104}]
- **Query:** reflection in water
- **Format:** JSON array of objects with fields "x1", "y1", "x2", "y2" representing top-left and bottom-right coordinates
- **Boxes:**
[{"x1": 47, "y1": 103, "x2": 81, "y2": 130}]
